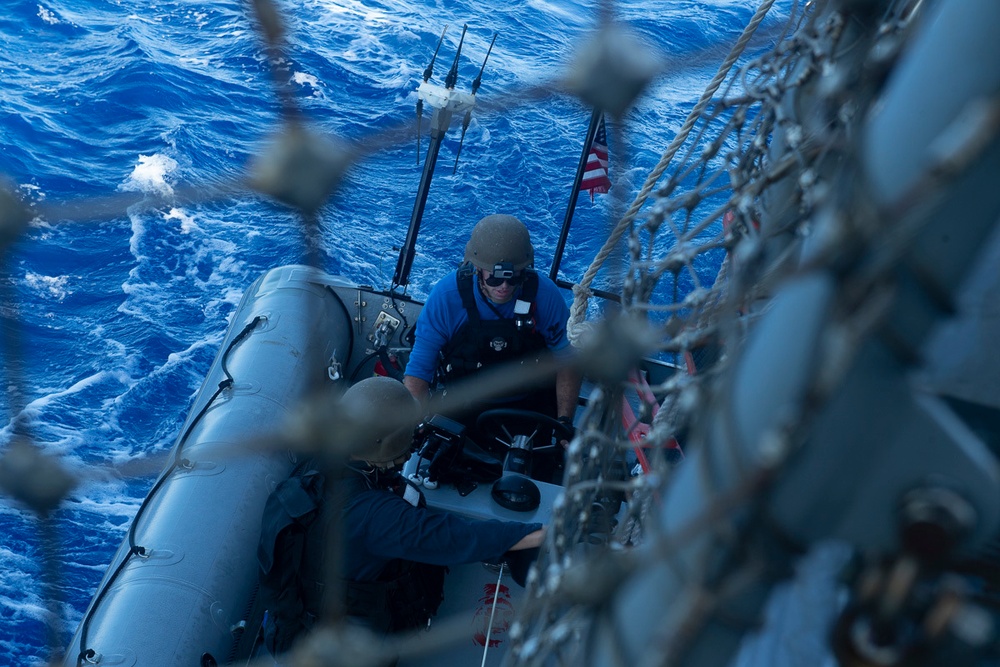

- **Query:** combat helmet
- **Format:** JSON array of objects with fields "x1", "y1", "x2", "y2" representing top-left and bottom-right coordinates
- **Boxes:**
[
  {"x1": 342, "y1": 377, "x2": 418, "y2": 465},
  {"x1": 464, "y1": 214, "x2": 534, "y2": 272}
]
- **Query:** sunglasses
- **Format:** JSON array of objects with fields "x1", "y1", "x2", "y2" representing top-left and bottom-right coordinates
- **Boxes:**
[{"x1": 483, "y1": 270, "x2": 525, "y2": 287}]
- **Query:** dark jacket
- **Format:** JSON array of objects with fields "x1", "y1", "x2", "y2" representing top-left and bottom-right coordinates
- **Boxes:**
[
  {"x1": 258, "y1": 461, "x2": 540, "y2": 652},
  {"x1": 341, "y1": 464, "x2": 541, "y2": 581}
]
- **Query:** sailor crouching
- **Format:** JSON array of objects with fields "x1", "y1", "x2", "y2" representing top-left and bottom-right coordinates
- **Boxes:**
[{"x1": 257, "y1": 376, "x2": 544, "y2": 656}]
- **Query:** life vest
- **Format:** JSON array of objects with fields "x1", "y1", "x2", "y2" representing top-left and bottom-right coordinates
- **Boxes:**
[
  {"x1": 437, "y1": 264, "x2": 550, "y2": 385},
  {"x1": 257, "y1": 461, "x2": 446, "y2": 654}
]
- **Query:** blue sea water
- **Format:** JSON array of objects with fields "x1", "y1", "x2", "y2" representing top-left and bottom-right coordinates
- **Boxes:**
[{"x1": 0, "y1": 0, "x2": 786, "y2": 662}]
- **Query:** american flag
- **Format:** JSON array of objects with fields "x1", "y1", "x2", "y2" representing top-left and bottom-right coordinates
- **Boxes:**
[{"x1": 580, "y1": 114, "x2": 610, "y2": 201}]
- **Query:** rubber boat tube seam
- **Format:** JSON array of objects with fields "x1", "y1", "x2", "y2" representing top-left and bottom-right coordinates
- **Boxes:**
[{"x1": 324, "y1": 285, "x2": 356, "y2": 361}]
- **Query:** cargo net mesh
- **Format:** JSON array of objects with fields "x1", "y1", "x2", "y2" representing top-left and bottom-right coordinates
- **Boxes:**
[
  {"x1": 0, "y1": 0, "x2": 936, "y2": 665},
  {"x1": 514, "y1": 1, "x2": 880, "y2": 663}
]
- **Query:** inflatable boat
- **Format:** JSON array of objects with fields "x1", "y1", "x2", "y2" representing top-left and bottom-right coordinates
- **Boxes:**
[
  {"x1": 49, "y1": 1, "x2": 1000, "y2": 665},
  {"x1": 63, "y1": 263, "x2": 576, "y2": 666}
]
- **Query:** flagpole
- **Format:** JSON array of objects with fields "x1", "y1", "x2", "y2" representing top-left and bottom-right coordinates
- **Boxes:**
[{"x1": 550, "y1": 107, "x2": 603, "y2": 282}]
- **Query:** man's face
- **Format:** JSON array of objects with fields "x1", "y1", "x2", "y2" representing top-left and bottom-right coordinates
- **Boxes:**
[{"x1": 480, "y1": 268, "x2": 521, "y2": 304}]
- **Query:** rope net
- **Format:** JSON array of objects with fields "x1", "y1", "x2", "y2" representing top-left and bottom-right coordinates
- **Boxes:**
[
  {"x1": 2, "y1": 0, "x2": 985, "y2": 665},
  {"x1": 512, "y1": 0, "x2": 938, "y2": 664}
]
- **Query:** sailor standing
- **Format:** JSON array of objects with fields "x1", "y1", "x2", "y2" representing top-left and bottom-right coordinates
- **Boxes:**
[{"x1": 402, "y1": 214, "x2": 581, "y2": 442}]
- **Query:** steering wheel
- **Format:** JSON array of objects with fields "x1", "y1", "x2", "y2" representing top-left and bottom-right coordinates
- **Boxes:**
[
  {"x1": 475, "y1": 409, "x2": 574, "y2": 451},
  {"x1": 477, "y1": 409, "x2": 574, "y2": 510}
]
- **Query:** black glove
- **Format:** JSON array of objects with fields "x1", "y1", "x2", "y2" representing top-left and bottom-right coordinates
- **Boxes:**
[
  {"x1": 504, "y1": 547, "x2": 540, "y2": 588},
  {"x1": 556, "y1": 415, "x2": 575, "y2": 443},
  {"x1": 425, "y1": 437, "x2": 463, "y2": 485}
]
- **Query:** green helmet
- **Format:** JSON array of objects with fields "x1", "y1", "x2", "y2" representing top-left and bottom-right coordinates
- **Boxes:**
[
  {"x1": 464, "y1": 214, "x2": 534, "y2": 272},
  {"x1": 342, "y1": 377, "x2": 418, "y2": 465}
]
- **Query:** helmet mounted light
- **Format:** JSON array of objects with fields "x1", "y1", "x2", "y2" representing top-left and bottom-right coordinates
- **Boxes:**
[{"x1": 483, "y1": 262, "x2": 526, "y2": 287}]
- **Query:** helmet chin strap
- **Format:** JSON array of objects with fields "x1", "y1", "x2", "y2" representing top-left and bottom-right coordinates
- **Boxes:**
[
  {"x1": 369, "y1": 453, "x2": 409, "y2": 474},
  {"x1": 373, "y1": 461, "x2": 397, "y2": 472}
]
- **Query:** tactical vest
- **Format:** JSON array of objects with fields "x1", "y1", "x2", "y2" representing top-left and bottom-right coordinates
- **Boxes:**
[
  {"x1": 257, "y1": 462, "x2": 446, "y2": 654},
  {"x1": 437, "y1": 264, "x2": 550, "y2": 385}
]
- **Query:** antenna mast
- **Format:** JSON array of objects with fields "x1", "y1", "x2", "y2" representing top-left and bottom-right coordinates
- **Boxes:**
[{"x1": 393, "y1": 25, "x2": 496, "y2": 292}]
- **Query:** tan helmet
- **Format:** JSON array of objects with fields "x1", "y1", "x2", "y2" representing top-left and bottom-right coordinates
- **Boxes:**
[
  {"x1": 341, "y1": 377, "x2": 418, "y2": 465},
  {"x1": 464, "y1": 214, "x2": 534, "y2": 272}
]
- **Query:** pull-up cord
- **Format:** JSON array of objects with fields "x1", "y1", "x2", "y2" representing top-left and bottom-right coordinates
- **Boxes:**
[{"x1": 480, "y1": 562, "x2": 505, "y2": 667}]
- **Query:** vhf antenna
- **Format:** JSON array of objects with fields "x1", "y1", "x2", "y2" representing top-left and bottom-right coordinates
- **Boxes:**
[
  {"x1": 417, "y1": 26, "x2": 448, "y2": 163},
  {"x1": 444, "y1": 24, "x2": 467, "y2": 90},
  {"x1": 394, "y1": 24, "x2": 485, "y2": 290},
  {"x1": 453, "y1": 31, "x2": 497, "y2": 174}
]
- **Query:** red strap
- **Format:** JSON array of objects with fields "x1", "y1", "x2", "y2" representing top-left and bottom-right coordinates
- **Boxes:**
[{"x1": 621, "y1": 369, "x2": 682, "y2": 474}]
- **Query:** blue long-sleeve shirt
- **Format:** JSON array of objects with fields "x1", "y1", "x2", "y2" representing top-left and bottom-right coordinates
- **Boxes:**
[
  {"x1": 344, "y1": 485, "x2": 541, "y2": 581},
  {"x1": 404, "y1": 268, "x2": 572, "y2": 384}
]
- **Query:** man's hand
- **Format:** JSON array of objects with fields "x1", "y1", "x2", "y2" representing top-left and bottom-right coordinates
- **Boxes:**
[
  {"x1": 403, "y1": 374, "x2": 431, "y2": 403},
  {"x1": 510, "y1": 527, "x2": 545, "y2": 550},
  {"x1": 556, "y1": 415, "x2": 575, "y2": 448}
]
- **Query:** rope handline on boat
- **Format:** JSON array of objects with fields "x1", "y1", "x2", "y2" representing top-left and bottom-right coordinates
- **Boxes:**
[{"x1": 74, "y1": 315, "x2": 264, "y2": 665}]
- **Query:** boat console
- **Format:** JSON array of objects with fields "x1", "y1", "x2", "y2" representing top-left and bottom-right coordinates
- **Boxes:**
[{"x1": 399, "y1": 412, "x2": 569, "y2": 666}]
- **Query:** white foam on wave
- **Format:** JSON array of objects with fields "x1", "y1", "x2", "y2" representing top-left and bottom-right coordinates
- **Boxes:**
[
  {"x1": 165, "y1": 207, "x2": 199, "y2": 234},
  {"x1": 119, "y1": 204, "x2": 254, "y2": 341},
  {"x1": 524, "y1": 0, "x2": 591, "y2": 26},
  {"x1": 126, "y1": 211, "x2": 147, "y2": 262},
  {"x1": 101, "y1": 333, "x2": 226, "y2": 449},
  {"x1": 18, "y1": 182, "x2": 43, "y2": 199},
  {"x1": 23, "y1": 272, "x2": 70, "y2": 301},
  {"x1": 161, "y1": 334, "x2": 224, "y2": 370},
  {"x1": 0, "y1": 567, "x2": 46, "y2": 620},
  {"x1": 68, "y1": 490, "x2": 143, "y2": 529},
  {"x1": 92, "y1": 329, "x2": 225, "y2": 455},
  {"x1": 119, "y1": 153, "x2": 178, "y2": 197},
  {"x1": 314, "y1": 0, "x2": 371, "y2": 18},
  {"x1": 206, "y1": 286, "x2": 246, "y2": 316},
  {"x1": 180, "y1": 56, "x2": 213, "y2": 69},
  {"x1": 292, "y1": 71, "x2": 323, "y2": 97},
  {"x1": 189, "y1": 9, "x2": 209, "y2": 28},
  {"x1": 2, "y1": 370, "x2": 133, "y2": 449},
  {"x1": 37, "y1": 5, "x2": 59, "y2": 24},
  {"x1": 21, "y1": 372, "x2": 130, "y2": 417}
]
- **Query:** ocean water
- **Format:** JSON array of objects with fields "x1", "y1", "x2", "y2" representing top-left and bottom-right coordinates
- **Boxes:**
[{"x1": 0, "y1": 0, "x2": 786, "y2": 662}]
